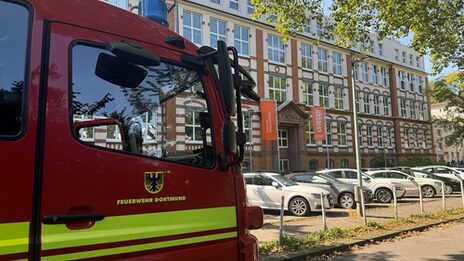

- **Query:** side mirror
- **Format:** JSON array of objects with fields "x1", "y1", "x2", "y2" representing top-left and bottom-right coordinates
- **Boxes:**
[
  {"x1": 74, "y1": 118, "x2": 126, "y2": 150},
  {"x1": 217, "y1": 40, "x2": 236, "y2": 116},
  {"x1": 221, "y1": 119, "x2": 237, "y2": 155},
  {"x1": 271, "y1": 181, "x2": 280, "y2": 188}
]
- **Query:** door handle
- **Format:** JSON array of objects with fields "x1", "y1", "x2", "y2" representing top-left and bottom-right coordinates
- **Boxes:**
[{"x1": 43, "y1": 212, "x2": 105, "y2": 224}]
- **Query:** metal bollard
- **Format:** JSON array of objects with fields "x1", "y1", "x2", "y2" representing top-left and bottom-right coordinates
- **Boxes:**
[
  {"x1": 418, "y1": 183, "x2": 424, "y2": 213},
  {"x1": 359, "y1": 188, "x2": 367, "y2": 225},
  {"x1": 320, "y1": 192, "x2": 327, "y2": 231},
  {"x1": 461, "y1": 180, "x2": 464, "y2": 208},
  {"x1": 392, "y1": 185, "x2": 398, "y2": 219},
  {"x1": 279, "y1": 195, "x2": 284, "y2": 243},
  {"x1": 441, "y1": 181, "x2": 446, "y2": 210}
]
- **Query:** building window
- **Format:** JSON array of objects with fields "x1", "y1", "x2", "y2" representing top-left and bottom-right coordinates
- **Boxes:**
[
  {"x1": 234, "y1": 25, "x2": 249, "y2": 56},
  {"x1": 317, "y1": 48, "x2": 328, "y2": 72},
  {"x1": 409, "y1": 54, "x2": 414, "y2": 65},
  {"x1": 402, "y1": 51, "x2": 406, "y2": 63},
  {"x1": 416, "y1": 56, "x2": 420, "y2": 67},
  {"x1": 337, "y1": 122, "x2": 347, "y2": 145},
  {"x1": 301, "y1": 43, "x2": 313, "y2": 69},
  {"x1": 211, "y1": 0, "x2": 220, "y2": 3},
  {"x1": 316, "y1": 22, "x2": 323, "y2": 36},
  {"x1": 410, "y1": 102, "x2": 416, "y2": 119},
  {"x1": 369, "y1": 40, "x2": 375, "y2": 53},
  {"x1": 408, "y1": 73, "x2": 414, "y2": 91},
  {"x1": 371, "y1": 65, "x2": 378, "y2": 85},
  {"x1": 377, "y1": 127, "x2": 384, "y2": 148},
  {"x1": 183, "y1": 11, "x2": 202, "y2": 45},
  {"x1": 398, "y1": 70, "x2": 405, "y2": 89},
  {"x1": 423, "y1": 130, "x2": 428, "y2": 148},
  {"x1": 229, "y1": 0, "x2": 239, "y2": 10},
  {"x1": 279, "y1": 159, "x2": 289, "y2": 171},
  {"x1": 341, "y1": 159, "x2": 349, "y2": 168},
  {"x1": 210, "y1": 18, "x2": 227, "y2": 49},
  {"x1": 268, "y1": 75, "x2": 287, "y2": 102},
  {"x1": 387, "y1": 127, "x2": 393, "y2": 148},
  {"x1": 267, "y1": 34, "x2": 285, "y2": 63},
  {"x1": 358, "y1": 125, "x2": 363, "y2": 146},
  {"x1": 302, "y1": 81, "x2": 314, "y2": 106},
  {"x1": 414, "y1": 129, "x2": 419, "y2": 147},
  {"x1": 363, "y1": 93, "x2": 370, "y2": 113},
  {"x1": 378, "y1": 43, "x2": 383, "y2": 56},
  {"x1": 419, "y1": 103, "x2": 426, "y2": 120},
  {"x1": 361, "y1": 62, "x2": 368, "y2": 82},
  {"x1": 404, "y1": 128, "x2": 410, "y2": 148},
  {"x1": 319, "y1": 84, "x2": 329, "y2": 108},
  {"x1": 185, "y1": 107, "x2": 203, "y2": 143},
  {"x1": 108, "y1": 0, "x2": 128, "y2": 9},
  {"x1": 395, "y1": 49, "x2": 399, "y2": 61},
  {"x1": 278, "y1": 130, "x2": 288, "y2": 148},
  {"x1": 366, "y1": 125, "x2": 373, "y2": 147},
  {"x1": 304, "y1": 20, "x2": 311, "y2": 33},
  {"x1": 353, "y1": 63, "x2": 359, "y2": 81},
  {"x1": 247, "y1": 0, "x2": 254, "y2": 13},
  {"x1": 243, "y1": 113, "x2": 252, "y2": 144},
  {"x1": 400, "y1": 99, "x2": 407, "y2": 117},
  {"x1": 355, "y1": 91, "x2": 361, "y2": 112},
  {"x1": 325, "y1": 159, "x2": 334, "y2": 169},
  {"x1": 333, "y1": 52, "x2": 343, "y2": 75},
  {"x1": 334, "y1": 87, "x2": 344, "y2": 110},
  {"x1": 326, "y1": 121, "x2": 332, "y2": 145},
  {"x1": 417, "y1": 76, "x2": 423, "y2": 93},
  {"x1": 374, "y1": 95, "x2": 380, "y2": 114},
  {"x1": 74, "y1": 115, "x2": 95, "y2": 141},
  {"x1": 381, "y1": 67, "x2": 388, "y2": 87},
  {"x1": 307, "y1": 120, "x2": 315, "y2": 145},
  {"x1": 383, "y1": 97, "x2": 390, "y2": 116}
]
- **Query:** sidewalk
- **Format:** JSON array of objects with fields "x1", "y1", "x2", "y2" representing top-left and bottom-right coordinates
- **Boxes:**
[{"x1": 252, "y1": 194, "x2": 464, "y2": 243}]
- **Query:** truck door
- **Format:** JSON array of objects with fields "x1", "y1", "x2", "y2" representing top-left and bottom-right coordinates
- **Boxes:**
[
  {"x1": 0, "y1": 1, "x2": 34, "y2": 260},
  {"x1": 39, "y1": 22, "x2": 239, "y2": 260}
]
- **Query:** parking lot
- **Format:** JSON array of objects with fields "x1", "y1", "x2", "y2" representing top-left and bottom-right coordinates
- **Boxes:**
[{"x1": 252, "y1": 194, "x2": 464, "y2": 243}]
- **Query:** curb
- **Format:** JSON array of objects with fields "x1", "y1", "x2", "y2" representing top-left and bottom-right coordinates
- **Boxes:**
[{"x1": 262, "y1": 216, "x2": 464, "y2": 261}]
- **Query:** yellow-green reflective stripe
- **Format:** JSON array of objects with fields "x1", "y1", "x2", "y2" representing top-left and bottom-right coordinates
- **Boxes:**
[
  {"x1": 42, "y1": 206, "x2": 236, "y2": 250},
  {"x1": 43, "y1": 231, "x2": 237, "y2": 260},
  {"x1": 0, "y1": 221, "x2": 29, "y2": 255}
]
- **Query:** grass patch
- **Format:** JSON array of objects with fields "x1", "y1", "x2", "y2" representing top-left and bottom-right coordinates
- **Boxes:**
[{"x1": 259, "y1": 208, "x2": 464, "y2": 256}]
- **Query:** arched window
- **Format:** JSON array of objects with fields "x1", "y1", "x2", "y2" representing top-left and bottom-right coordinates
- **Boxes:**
[
  {"x1": 341, "y1": 159, "x2": 349, "y2": 168},
  {"x1": 309, "y1": 159, "x2": 318, "y2": 171},
  {"x1": 325, "y1": 159, "x2": 334, "y2": 169}
]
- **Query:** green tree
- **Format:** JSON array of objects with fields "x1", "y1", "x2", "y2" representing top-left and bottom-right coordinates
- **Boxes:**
[{"x1": 251, "y1": 0, "x2": 463, "y2": 73}]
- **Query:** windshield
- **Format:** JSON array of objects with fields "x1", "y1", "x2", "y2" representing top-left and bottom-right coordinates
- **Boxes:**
[
  {"x1": 71, "y1": 44, "x2": 213, "y2": 168},
  {"x1": 271, "y1": 175, "x2": 298, "y2": 186}
]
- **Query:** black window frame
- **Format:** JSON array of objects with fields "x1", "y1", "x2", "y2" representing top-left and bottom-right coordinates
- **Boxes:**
[{"x1": 68, "y1": 41, "x2": 216, "y2": 169}]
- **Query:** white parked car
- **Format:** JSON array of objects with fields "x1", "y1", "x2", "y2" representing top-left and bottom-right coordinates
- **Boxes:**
[
  {"x1": 412, "y1": 165, "x2": 464, "y2": 182},
  {"x1": 366, "y1": 170, "x2": 443, "y2": 198},
  {"x1": 244, "y1": 172, "x2": 334, "y2": 216},
  {"x1": 317, "y1": 168, "x2": 406, "y2": 203}
]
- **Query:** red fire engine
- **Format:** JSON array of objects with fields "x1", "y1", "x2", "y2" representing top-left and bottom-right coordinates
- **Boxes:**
[{"x1": 0, "y1": 0, "x2": 263, "y2": 259}]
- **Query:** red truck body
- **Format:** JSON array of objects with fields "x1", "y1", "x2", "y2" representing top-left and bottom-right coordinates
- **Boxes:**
[{"x1": 0, "y1": 0, "x2": 262, "y2": 259}]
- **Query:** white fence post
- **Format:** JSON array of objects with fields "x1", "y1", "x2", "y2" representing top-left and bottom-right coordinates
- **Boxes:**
[
  {"x1": 418, "y1": 183, "x2": 424, "y2": 213},
  {"x1": 279, "y1": 195, "x2": 284, "y2": 243},
  {"x1": 441, "y1": 181, "x2": 446, "y2": 210},
  {"x1": 392, "y1": 185, "x2": 398, "y2": 219}
]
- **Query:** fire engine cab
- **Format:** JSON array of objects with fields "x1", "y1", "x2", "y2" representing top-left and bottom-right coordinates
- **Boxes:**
[{"x1": 0, "y1": 0, "x2": 263, "y2": 259}]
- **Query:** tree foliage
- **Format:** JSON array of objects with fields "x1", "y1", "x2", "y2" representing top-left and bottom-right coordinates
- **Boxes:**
[{"x1": 251, "y1": 0, "x2": 464, "y2": 73}]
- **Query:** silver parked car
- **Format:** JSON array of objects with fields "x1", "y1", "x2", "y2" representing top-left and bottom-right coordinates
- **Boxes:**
[
  {"x1": 285, "y1": 172, "x2": 373, "y2": 209},
  {"x1": 244, "y1": 172, "x2": 334, "y2": 216}
]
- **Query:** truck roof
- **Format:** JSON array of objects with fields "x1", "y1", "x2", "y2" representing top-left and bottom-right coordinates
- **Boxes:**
[{"x1": 30, "y1": 0, "x2": 197, "y2": 55}]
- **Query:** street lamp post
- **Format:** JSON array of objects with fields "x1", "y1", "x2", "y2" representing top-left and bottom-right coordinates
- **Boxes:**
[{"x1": 351, "y1": 58, "x2": 367, "y2": 217}]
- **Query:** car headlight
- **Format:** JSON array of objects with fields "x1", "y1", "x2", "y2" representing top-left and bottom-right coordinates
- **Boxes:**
[{"x1": 311, "y1": 193, "x2": 321, "y2": 199}]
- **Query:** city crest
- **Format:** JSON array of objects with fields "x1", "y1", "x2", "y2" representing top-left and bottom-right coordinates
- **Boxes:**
[{"x1": 144, "y1": 171, "x2": 164, "y2": 194}]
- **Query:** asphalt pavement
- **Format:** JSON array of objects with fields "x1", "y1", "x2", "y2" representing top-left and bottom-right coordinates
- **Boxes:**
[{"x1": 330, "y1": 221, "x2": 464, "y2": 260}]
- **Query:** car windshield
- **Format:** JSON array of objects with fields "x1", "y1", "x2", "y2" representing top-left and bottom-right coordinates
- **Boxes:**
[{"x1": 271, "y1": 175, "x2": 298, "y2": 186}]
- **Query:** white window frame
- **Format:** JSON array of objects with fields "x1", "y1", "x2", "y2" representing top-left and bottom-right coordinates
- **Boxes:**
[
  {"x1": 334, "y1": 86, "x2": 344, "y2": 110},
  {"x1": 301, "y1": 43, "x2": 313, "y2": 69},
  {"x1": 317, "y1": 48, "x2": 328, "y2": 72},
  {"x1": 279, "y1": 159, "x2": 289, "y2": 171},
  {"x1": 333, "y1": 52, "x2": 342, "y2": 75},
  {"x1": 366, "y1": 125, "x2": 373, "y2": 147},
  {"x1": 398, "y1": 71, "x2": 405, "y2": 89},
  {"x1": 408, "y1": 73, "x2": 414, "y2": 91},
  {"x1": 361, "y1": 62, "x2": 368, "y2": 82},
  {"x1": 400, "y1": 99, "x2": 407, "y2": 118},
  {"x1": 185, "y1": 107, "x2": 203, "y2": 144},
  {"x1": 373, "y1": 95, "x2": 380, "y2": 114},
  {"x1": 302, "y1": 81, "x2": 313, "y2": 106},
  {"x1": 278, "y1": 130, "x2": 288, "y2": 148},
  {"x1": 183, "y1": 10, "x2": 202, "y2": 45},
  {"x1": 363, "y1": 92, "x2": 370, "y2": 113},
  {"x1": 247, "y1": 0, "x2": 254, "y2": 13},
  {"x1": 378, "y1": 43, "x2": 383, "y2": 55},
  {"x1": 267, "y1": 34, "x2": 285, "y2": 64},
  {"x1": 337, "y1": 122, "x2": 347, "y2": 146},
  {"x1": 210, "y1": 18, "x2": 227, "y2": 49},
  {"x1": 229, "y1": 0, "x2": 239, "y2": 10},
  {"x1": 325, "y1": 121, "x2": 332, "y2": 146},
  {"x1": 234, "y1": 25, "x2": 249, "y2": 56},
  {"x1": 319, "y1": 84, "x2": 329, "y2": 108},
  {"x1": 383, "y1": 96, "x2": 390, "y2": 116},
  {"x1": 381, "y1": 67, "x2": 388, "y2": 87},
  {"x1": 307, "y1": 120, "x2": 315, "y2": 145},
  {"x1": 243, "y1": 112, "x2": 253, "y2": 144},
  {"x1": 268, "y1": 75, "x2": 287, "y2": 102},
  {"x1": 371, "y1": 65, "x2": 378, "y2": 85}
]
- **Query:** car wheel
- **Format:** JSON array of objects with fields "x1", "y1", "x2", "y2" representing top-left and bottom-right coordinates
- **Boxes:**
[
  {"x1": 445, "y1": 184, "x2": 453, "y2": 194},
  {"x1": 288, "y1": 197, "x2": 310, "y2": 216},
  {"x1": 421, "y1": 185, "x2": 435, "y2": 198},
  {"x1": 339, "y1": 192, "x2": 355, "y2": 209},
  {"x1": 375, "y1": 188, "x2": 392, "y2": 203}
]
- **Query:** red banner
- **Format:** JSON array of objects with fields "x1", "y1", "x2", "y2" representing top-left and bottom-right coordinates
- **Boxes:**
[
  {"x1": 260, "y1": 100, "x2": 277, "y2": 141},
  {"x1": 311, "y1": 106, "x2": 326, "y2": 141}
]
